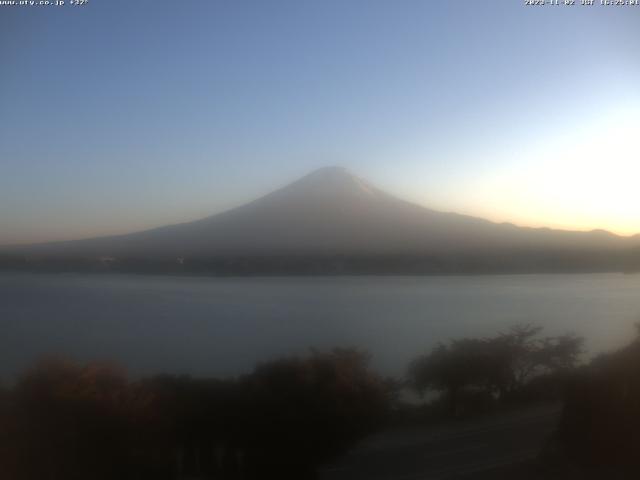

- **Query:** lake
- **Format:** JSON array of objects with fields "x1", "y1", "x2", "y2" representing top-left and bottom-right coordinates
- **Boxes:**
[{"x1": 1, "y1": 272, "x2": 639, "y2": 382}]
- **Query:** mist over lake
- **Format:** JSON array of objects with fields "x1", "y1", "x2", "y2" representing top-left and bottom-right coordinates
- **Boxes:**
[{"x1": 2, "y1": 272, "x2": 639, "y2": 382}]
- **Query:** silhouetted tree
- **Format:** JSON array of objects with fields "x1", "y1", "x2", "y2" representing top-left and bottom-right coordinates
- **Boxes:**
[
  {"x1": 489, "y1": 325, "x2": 583, "y2": 398},
  {"x1": 242, "y1": 348, "x2": 392, "y2": 478},
  {"x1": 408, "y1": 325, "x2": 583, "y2": 416},
  {"x1": 408, "y1": 338, "x2": 492, "y2": 415}
]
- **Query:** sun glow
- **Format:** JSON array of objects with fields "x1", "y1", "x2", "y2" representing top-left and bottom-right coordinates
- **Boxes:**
[{"x1": 465, "y1": 106, "x2": 640, "y2": 236}]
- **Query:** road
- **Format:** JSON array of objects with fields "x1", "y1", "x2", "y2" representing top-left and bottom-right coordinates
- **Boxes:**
[{"x1": 319, "y1": 404, "x2": 560, "y2": 480}]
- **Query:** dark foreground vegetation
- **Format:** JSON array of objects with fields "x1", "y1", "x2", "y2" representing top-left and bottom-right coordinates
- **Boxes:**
[
  {"x1": 407, "y1": 325, "x2": 583, "y2": 418},
  {"x1": 444, "y1": 327, "x2": 640, "y2": 479},
  {"x1": 4, "y1": 325, "x2": 640, "y2": 479},
  {"x1": 0, "y1": 349, "x2": 390, "y2": 480},
  {"x1": 555, "y1": 328, "x2": 640, "y2": 476}
]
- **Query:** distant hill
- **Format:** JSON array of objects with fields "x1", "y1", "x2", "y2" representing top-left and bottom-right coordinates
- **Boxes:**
[{"x1": 2, "y1": 167, "x2": 639, "y2": 274}]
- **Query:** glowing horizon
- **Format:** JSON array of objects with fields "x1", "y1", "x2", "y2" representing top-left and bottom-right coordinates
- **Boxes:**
[{"x1": 404, "y1": 103, "x2": 640, "y2": 238}]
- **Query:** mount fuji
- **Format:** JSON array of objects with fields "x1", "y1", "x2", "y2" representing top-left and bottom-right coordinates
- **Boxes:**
[{"x1": 3, "y1": 167, "x2": 639, "y2": 274}]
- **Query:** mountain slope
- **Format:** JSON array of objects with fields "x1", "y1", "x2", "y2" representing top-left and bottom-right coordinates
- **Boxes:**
[{"x1": 3, "y1": 167, "x2": 638, "y2": 273}]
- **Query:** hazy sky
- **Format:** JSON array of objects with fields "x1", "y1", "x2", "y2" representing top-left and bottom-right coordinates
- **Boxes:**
[{"x1": 1, "y1": 0, "x2": 639, "y2": 245}]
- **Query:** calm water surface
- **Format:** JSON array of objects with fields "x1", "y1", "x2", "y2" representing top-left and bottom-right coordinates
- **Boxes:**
[{"x1": 1, "y1": 272, "x2": 639, "y2": 381}]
